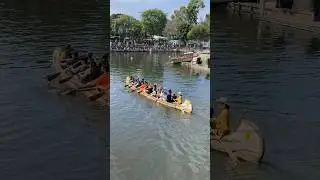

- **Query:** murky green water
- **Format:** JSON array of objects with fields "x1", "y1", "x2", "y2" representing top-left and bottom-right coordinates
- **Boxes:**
[{"x1": 110, "y1": 53, "x2": 210, "y2": 180}]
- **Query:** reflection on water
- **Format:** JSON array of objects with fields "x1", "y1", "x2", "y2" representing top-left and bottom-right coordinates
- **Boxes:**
[
  {"x1": 0, "y1": 1, "x2": 108, "y2": 179},
  {"x1": 110, "y1": 53, "x2": 210, "y2": 180},
  {"x1": 212, "y1": 9, "x2": 320, "y2": 180}
]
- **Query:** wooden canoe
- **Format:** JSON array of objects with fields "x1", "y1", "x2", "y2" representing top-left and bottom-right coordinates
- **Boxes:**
[
  {"x1": 50, "y1": 47, "x2": 109, "y2": 107},
  {"x1": 170, "y1": 52, "x2": 194, "y2": 64},
  {"x1": 124, "y1": 79, "x2": 192, "y2": 113},
  {"x1": 211, "y1": 119, "x2": 265, "y2": 163}
]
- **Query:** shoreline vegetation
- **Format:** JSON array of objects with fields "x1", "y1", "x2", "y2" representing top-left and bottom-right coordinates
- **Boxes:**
[
  {"x1": 110, "y1": 0, "x2": 210, "y2": 73},
  {"x1": 110, "y1": 0, "x2": 209, "y2": 52}
]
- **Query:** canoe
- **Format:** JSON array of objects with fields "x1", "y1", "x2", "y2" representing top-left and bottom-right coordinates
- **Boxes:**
[
  {"x1": 170, "y1": 52, "x2": 194, "y2": 64},
  {"x1": 211, "y1": 119, "x2": 265, "y2": 163},
  {"x1": 50, "y1": 47, "x2": 109, "y2": 107},
  {"x1": 125, "y1": 79, "x2": 192, "y2": 113}
]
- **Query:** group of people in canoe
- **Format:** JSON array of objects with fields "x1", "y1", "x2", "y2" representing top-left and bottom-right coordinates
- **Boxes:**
[
  {"x1": 126, "y1": 76, "x2": 183, "y2": 105},
  {"x1": 57, "y1": 44, "x2": 110, "y2": 91}
]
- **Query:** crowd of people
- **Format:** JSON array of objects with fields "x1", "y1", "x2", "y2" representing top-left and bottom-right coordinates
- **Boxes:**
[
  {"x1": 60, "y1": 45, "x2": 110, "y2": 90},
  {"x1": 126, "y1": 76, "x2": 183, "y2": 105}
]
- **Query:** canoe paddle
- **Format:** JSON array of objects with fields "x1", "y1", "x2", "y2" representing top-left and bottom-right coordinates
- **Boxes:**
[
  {"x1": 59, "y1": 76, "x2": 73, "y2": 83},
  {"x1": 62, "y1": 87, "x2": 97, "y2": 95},
  {"x1": 46, "y1": 61, "x2": 82, "y2": 81},
  {"x1": 47, "y1": 72, "x2": 61, "y2": 81},
  {"x1": 89, "y1": 92, "x2": 104, "y2": 101}
]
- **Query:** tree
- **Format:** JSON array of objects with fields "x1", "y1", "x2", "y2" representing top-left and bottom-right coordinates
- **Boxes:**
[
  {"x1": 187, "y1": 23, "x2": 209, "y2": 41},
  {"x1": 171, "y1": 6, "x2": 191, "y2": 40},
  {"x1": 186, "y1": 0, "x2": 205, "y2": 24},
  {"x1": 110, "y1": 13, "x2": 143, "y2": 37},
  {"x1": 163, "y1": 20, "x2": 177, "y2": 37},
  {"x1": 141, "y1": 9, "x2": 167, "y2": 36},
  {"x1": 170, "y1": 0, "x2": 205, "y2": 41}
]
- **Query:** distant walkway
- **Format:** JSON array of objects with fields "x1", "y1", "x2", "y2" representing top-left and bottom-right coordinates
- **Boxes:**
[{"x1": 228, "y1": 2, "x2": 320, "y2": 34}]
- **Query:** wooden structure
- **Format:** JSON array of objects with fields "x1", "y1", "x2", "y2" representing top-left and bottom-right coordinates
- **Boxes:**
[{"x1": 170, "y1": 52, "x2": 194, "y2": 64}]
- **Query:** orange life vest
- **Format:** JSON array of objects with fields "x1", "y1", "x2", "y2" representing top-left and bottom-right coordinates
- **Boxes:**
[{"x1": 96, "y1": 72, "x2": 110, "y2": 86}]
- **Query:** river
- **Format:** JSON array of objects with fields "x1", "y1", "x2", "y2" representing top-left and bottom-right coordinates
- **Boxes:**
[
  {"x1": 212, "y1": 8, "x2": 320, "y2": 180},
  {"x1": 110, "y1": 52, "x2": 210, "y2": 180},
  {"x1": 0, "y1": 1, "x2": 109, "y2": 179}
]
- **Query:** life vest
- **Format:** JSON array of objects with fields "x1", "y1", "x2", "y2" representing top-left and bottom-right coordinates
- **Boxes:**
[
  {"x1": 96, "y1": 72, "x2": 109, "y2": 86},
  {"x1": 176, "y1": 96, "x2": 182, "y2": 104},
  {"x1": 215, "y1": 109, "x2": 230, "y2": 132}
]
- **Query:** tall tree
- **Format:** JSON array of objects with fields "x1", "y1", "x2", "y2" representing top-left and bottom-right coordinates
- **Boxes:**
[
  {"x1": 170, "y1": 0, "x2": 205, "y2": 40},
  {"x1": 163, "y1": 20, "x2": 177, "y2": 37},
  {"x1": 141, "y1": 9, "x2": 167, "y2": 36},
  {"x1": 186, "y1": 0, "x2": 205, "y2": 24},
  {"x1": 171, "y1": 6, "x2": 191, "y2": 40},
  {"x1": 187, "y1": 23, "x2": 209, "y2": 41}
]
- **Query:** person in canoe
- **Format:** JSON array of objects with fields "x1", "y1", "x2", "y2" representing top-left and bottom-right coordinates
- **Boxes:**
[
  {"x1": 151, "y1": 84, "x2": 157, "y2": 96},
  {"x1": 125, "y1": 76, "x2": 131, "y2": 86},
  {"x1": 63, "y1": 44, "x2": 75, "y2": 59},
  {"x1": 159, "y1": 89, "x2": 166, "y2": 100},
  {"x1": 156, "y1": 86, "x2": 162, "y2": 98},
  {"x1": 174, "y1": 92, "x2": 183, "y2": 105},
  {"x1": 134, "y1": 78, "x2": 141, "y2": 87},
  {"x1": 80, "y1": 61, "x2": 101, "y2": 83},
  {"x1": 172, "y1": 93, "x2": 177, "y2": 102},
  {"x1": 212, "y1": 97, "x2": 230, "y2": 139},
  {"x1": 166, "y1": 89, "x2": 174, "y2": 102},
  {"x1": 138, "y1": 81, "x2": 146, "y2": 92},
  {"x1": 96, "y1": 65, "x2": 110, "y2": 91},
  {"x1": 81, "y1": 62, "x2": 109, "y2": 89},
  {"x1": 146, "y1": 84, "x2": 153, "y2": 94}
]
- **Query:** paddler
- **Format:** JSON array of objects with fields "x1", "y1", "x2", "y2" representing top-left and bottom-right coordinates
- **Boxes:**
[
  {"x1": 96, "y1": 65, "x2": 110, "y2": 91},
  {"x1": 63, "y1": 44, "x2": 75, "y2": 59},
  {"x1": 213, "y1": 97, "x2": 230, "y2": 139},
  {"x1": 138, "y1": 81, "x2": 146, "y2": 92},
  {"x1": 175, "y1": 92, "x2": 183, "y2": 105},
  {"x1": 166, "y1": 89, "x2": 173, "y2": 102},
  {"x1": 146, "y1": 84, "x2": 153, "y2": 94},
  {"x1": 81, "y1": 62, "x2": 109, "y2": 91},
  {"x1": 125, "y1": 76, "x2": 131, "y2": 86},
  {"x1": 172, "y1": 93, "x2": 177, "y2": 102}
]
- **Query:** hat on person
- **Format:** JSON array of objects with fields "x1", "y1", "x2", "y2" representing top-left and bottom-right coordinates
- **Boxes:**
[{"x1": 216, "y1": 97, "x2": 228, "y2": 104}]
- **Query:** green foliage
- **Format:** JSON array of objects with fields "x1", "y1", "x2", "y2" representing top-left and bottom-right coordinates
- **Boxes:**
[
  {"x1": 141, "y1": 9, "x2": 167, "y2": 36},
  {"x1": 110, "y1": 13, "x2": 143, "y2": 37},
  {"x1": 163, "y1": 20, "x2": 177, "y2": 37},
  {"x1": 187, "y1": 23, "x2": 209, "y2": 41},
  {"x1": 110, "y1": 0, "x2": 208, "y2": 40},
  {"x1": 170, "y1": 0, "x2": 206, "y2": 41},
  {"x1": 186, "y1": 0, "x2": 205, "y2": 24}
]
